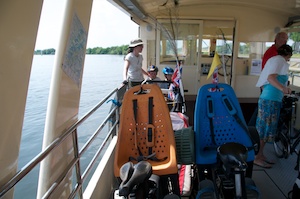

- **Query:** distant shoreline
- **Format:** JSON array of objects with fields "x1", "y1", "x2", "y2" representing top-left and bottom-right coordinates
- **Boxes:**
[{"x1": 34, "y1": 45, "x2": 129, "y2": 55}]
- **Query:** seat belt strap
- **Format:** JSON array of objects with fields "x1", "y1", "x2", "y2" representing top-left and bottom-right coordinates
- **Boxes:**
[
  {"x1": 221, "y1": 94, "x2": 258, "y2": 151},
  {"x1": 207, "y1": 95, "x2": 216, "y2": 145},
  {"x1": 148, "y1": 97, "x2": 154, "y2": 155},
  {"x1": 130, "y1": 98, "x2": 166, "y2": 162},
  {"x1": 132, "y1": 99, "x2": 141, "y2": 153}
]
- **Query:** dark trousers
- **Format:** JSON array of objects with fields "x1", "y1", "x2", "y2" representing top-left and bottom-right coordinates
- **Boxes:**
[{"x1": 129, "y1": 80, "x2": 143, "y2": 88}]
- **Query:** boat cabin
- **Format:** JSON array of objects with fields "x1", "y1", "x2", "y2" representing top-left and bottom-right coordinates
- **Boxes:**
[{"x1": 110, "y1": 0, "x2": 300, "y2": 123}]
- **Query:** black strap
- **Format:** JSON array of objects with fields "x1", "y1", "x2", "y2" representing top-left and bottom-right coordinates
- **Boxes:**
[
  {"x1": 207, "y1": 95, "x2": 216, "y2": 145},
  {"x1": 133, "y1": 99, "x2": 138, "y2": 121},
  {"x1": 221, "y1": 94, "x2": 258, "y2": 152},
  {"x1": 129, "y1": 152, "x2": 167, "y2": 162},
  {"x1": 130, "y1": 98, "x2": 167, "y2": 162},
  {"x1": 132, "y1": 99, "x2": 139, "y2": 150},
  {"x1": 148, "y1": 97, "x2": 153, "y2": 155}
]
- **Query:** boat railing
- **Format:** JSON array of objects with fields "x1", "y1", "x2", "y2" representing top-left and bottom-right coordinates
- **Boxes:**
[
  {"x1": 289, "y1": 60, "x2": 300, "y2": 87},
  {"x1": 0, "y1": 85, "x2": 126, "y2": 199},
  {"x1": 290, "y1": 72, "x2": 300, "y2": 86}
]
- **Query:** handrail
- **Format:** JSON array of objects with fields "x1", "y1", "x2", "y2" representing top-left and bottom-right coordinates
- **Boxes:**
[
  {"x1": 81, "y1": 111, "x2": 119, "y2": 181},
  {"x1": 0, "y1": 85, "x2": 124, "y2": 198},
  {"x1": 291, "y1": 72, "x2": 300, "y2": 85}
]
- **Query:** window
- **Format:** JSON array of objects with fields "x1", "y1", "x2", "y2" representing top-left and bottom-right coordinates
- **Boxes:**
[
  {"x1": 159, "y1": 22, "x2": 200, "y2": 66},
  {"x1": 202, "y1": 39, "x2": 210, "y2": 56},
  {"x1": 215, "y1": 39, "x2": 232, "y2": 56}
]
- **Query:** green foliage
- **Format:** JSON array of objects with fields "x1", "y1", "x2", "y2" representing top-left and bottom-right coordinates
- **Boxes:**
[
  {"x1": 34, "y1": 45, "x2": 129, "y2": 55},
  {"x1": 34, "y1": 48, "x2": 55, "y2": 55},
  {"x1": 289, "y1": 32, "x2": 300, "y2": 42},
  {"x1": 289, "y1": 32, "x2": 300, "y2": 53},
  {"x1": 239, "y1": 43, "x2": 250, "y2": 55},
  {"x1": 86, "y1": 45, "x2": 128, "y2": 55}
]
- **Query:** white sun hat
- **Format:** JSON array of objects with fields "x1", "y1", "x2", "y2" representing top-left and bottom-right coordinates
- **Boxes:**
[{"x1": 129, "y1": 38, "x2": 144, "y2": 47}]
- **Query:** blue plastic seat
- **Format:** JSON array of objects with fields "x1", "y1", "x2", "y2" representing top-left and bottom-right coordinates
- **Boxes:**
[{"x1": 194, "y1": 83, "x2": 255, "y2": 165}]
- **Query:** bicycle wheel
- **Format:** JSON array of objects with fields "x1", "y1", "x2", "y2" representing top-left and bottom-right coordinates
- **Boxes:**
[{"x1": 274, "y1": 132, "x2": 289, "y2": 158}]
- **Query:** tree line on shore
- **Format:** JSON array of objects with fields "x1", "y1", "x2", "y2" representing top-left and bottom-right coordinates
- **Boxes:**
[
  {"x1": 34, "y1": 32, "x2": 300, "y2": 56},
  {"x1": 34, "y1": 45, "x2": 129, "y2": 55}
]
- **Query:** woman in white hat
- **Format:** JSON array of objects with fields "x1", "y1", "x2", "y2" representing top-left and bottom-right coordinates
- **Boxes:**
[{"x1": 123, "y1": 38, "x2": 149, "y2": 87}]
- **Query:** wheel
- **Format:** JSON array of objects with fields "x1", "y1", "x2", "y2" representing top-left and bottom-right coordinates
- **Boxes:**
[
  {"x1": 218, "y1": 65, "x2": 231, "y2": 76},
  {"x1": 273, "y1": 132, "x2": 289, "y2": 158}
]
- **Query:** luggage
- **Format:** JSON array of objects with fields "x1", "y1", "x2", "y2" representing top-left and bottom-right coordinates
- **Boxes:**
[{"x1": 171, "y1": 112, "x2": 194, "y2": 197}]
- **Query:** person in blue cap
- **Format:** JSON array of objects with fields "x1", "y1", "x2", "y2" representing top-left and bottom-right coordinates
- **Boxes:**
[{"x1": 161, "y1": 67, "x2": 174, "y2": 89}]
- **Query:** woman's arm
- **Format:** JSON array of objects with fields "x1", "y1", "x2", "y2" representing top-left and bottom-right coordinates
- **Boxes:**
[
  {"x1": 142, "y1": 68, "x2": 149, "y2": 77},
  {"x1": 267, "y1": 74, "x2": 291, "y2": 94},
  {"x1": 123, "y1": 60, "x2": 130, "y2": 80}
]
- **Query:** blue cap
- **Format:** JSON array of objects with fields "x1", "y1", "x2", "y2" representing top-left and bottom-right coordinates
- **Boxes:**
[{"x1": 162, "y1": 67, "x2": 174, "y2": 75}]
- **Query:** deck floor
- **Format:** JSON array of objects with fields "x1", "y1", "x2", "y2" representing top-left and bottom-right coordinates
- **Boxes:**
[{"x1": 252, "y1": 143, "x2": 299, "y2": 199}]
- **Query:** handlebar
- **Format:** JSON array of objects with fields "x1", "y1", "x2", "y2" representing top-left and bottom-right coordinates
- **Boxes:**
[
  {"x1": 282, "y1": 92, "x2": 299, "y2": 107},
  {"x1": 284, "y1": 91, "x2": 300, "y2": 98},
  {"x1": 145, "y1": 79, "x2": 173, "y2": 84}
]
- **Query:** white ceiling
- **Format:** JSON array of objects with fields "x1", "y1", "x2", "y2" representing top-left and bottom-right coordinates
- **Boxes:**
[{"x1": 110, "y1": 0, "x2": 300, "y2": 26}]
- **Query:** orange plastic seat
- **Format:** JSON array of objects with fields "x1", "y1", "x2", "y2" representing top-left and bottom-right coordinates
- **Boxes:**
[{"x1": 114, "y1": 84, "x2": 178, "y2": 177}]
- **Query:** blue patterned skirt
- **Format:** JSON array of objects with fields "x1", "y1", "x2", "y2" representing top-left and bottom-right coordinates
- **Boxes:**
[{"x1": 256, "y1": 98, "x2": 281, "y2": 142}]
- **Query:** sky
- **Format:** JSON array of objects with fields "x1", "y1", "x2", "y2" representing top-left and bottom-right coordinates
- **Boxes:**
[{"x1": 35, "y1": 0, "x2": 139, "y2": 50}]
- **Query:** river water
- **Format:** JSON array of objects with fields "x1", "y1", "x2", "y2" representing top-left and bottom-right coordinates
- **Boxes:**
[{"x1": 16, "y1": 54, "x2": 124, "y2": 198}]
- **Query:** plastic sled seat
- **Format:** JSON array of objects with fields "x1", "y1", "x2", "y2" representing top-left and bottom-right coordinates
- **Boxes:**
[
  {"x1": 194, "y1": 83, "x2": 255, "y2": 165},
  {"x1": 114, "y1": 84, "x2": 178, "y2": 177}
]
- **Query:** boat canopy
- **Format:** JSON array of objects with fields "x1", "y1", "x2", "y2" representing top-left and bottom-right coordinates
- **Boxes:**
[{"x1": 110, "y1": 0, "x2": 300, "y2": 34}]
